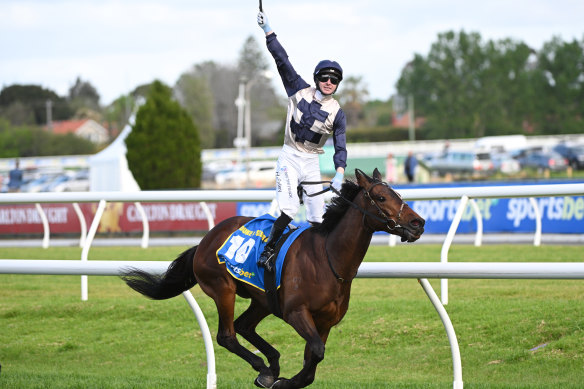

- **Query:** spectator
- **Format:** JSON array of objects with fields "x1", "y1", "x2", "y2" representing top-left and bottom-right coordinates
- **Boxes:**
[
  {"x1": 442, "y1": 140, "x2": 451, "y2": 156},
  {"x1": 404, "y1": 151, "x2": 417, "y2": 183},
  {"x1": 8, "y1": 159, "x2": 23, "y2": 193},
  {"x1": 385, "y1": 153, "x2": 397, "y2": 183}
]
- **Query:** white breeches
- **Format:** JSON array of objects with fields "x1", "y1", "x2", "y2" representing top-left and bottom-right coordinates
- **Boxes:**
[{"x1": 275, "y1": 145, "x2": 325, "y2": 223}]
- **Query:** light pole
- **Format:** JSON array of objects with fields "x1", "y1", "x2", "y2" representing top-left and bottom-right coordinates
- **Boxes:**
[
  {"x1": 234, "y1": 71, "x2": 273, "y2": 187},
  {"x1": 234, "y1": 79, "x2": 247, "y2": 176}
]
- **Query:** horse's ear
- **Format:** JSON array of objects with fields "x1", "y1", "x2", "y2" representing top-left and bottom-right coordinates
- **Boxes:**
[
  {"x1": 355, "y1": 168, "x2": 372, "y2": 187},
  {"x1": 372, "y1": 168, "x2": 382, "y2": 182}
]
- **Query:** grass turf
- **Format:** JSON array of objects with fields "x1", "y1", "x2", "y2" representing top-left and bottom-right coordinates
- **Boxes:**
[{"x1": 1, "y1": 244, "x2": 583, "y2": 388}]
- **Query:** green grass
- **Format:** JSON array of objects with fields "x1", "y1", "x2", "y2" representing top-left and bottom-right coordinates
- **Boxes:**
[{"x1": 1, "y1": 244, "x2": 583, "y2": 388}]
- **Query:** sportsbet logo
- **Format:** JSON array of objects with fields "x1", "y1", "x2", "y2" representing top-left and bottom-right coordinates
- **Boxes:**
[
  {"x1": 506, "y1": 196, "x2": 584, "y2": 227},
  {"x1": 412, "y1": 196, "x2": 584, "y2": 229},
  {"x1": 231, "y1": 265, "x2": 255, "y2": 279}
]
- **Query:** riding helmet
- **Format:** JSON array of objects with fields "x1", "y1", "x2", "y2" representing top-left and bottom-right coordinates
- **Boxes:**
[{"x1": 314, "y1": 60, "x2": 343, "y2": 81}]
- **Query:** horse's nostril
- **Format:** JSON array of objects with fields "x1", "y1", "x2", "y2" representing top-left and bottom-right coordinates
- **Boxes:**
[{"x1": 411, "y1": 218, "x2": 425, "y2": 228}]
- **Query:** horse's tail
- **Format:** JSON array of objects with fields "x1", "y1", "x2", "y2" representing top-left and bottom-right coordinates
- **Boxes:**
[{"x1": 121, "y1": 246, "x2": 198, "y2": 300}]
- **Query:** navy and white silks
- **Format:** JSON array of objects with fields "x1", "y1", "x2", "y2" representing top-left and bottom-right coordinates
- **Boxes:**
[{"x1": 266, "y1": 33, "x2": 347, "y2": 223}]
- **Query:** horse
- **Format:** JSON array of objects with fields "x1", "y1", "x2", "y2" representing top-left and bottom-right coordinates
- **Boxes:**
[{"x1": 121, "y1": 168, "x2": 425, "y2": 388}]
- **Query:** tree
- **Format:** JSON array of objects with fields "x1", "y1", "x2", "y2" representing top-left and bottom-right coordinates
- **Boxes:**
[
  {"x1": 237, "y1": 35, "x2": 285, "y2": 145},
  {"x1": 474, "y1": 38, "x2": 535, "y2": 136},
  {"x1": 336, "y1": 76, "x2": 369, "y2": 127},
  {"x1": 103, "y1": 94, "x2": 135, "y2": 140},
  {"x1": 238, "y1": 35, "x2": 269, "y2": 81},
  {"x1": 174, "y1": 37, "x2": 285, "y2": 149},
  {"x1": 0, "y1": 118, "x2": 96, "y2": 157},
  {"x1": 424, "y1": 30, "x2": 487, "y2": 138},
  {"x1": 533, "y1": 37, "x2": 584, "y2": 134},
  {"x1": 397, "y1": 31, "x2": 534, "y2": 138},
  {"x1": 174, "y1": 71, "x2": 215, "y2": 149},
  {"x1": 125, "y1": 80, "x2": 202, "y2": 189},
  {"x1": 188, "y1": 60, "x2": 240, "y2": 148},
  {"x1": 0, "y1": 84, "x2": 72, "y2": 125},
  {"x1": 397, "y1": 31, "x2": 584, "y2": 139},
  {"x1": 68, "y1": 77, "x2": 101, "y2": 112}
]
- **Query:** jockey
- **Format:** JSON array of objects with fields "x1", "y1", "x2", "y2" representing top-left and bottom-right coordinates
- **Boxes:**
[{"x1": 256, "y1": 10, "x2": 348, "y2": 272}]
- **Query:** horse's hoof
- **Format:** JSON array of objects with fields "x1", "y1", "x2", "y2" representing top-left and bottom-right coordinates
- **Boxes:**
[
  {"x1": 254, "y1": 375, "x2": 275, "y2": 388},
  {"x1": 271, "y1": 378, "x2": 287, "y2": 389}
]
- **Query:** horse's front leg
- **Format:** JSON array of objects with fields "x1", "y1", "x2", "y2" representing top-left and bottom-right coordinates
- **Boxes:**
[
  {"x1": 234, "y1": 300, "x2": 281, "y2": 382},
  {"x1": 273, "y1": 308, "x2": 327, "y2": 389}
]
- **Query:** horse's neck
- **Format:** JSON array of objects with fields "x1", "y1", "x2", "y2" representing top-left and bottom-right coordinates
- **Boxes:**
[{"x1": 326, "y1": 203, "x2": 373, "y2": 281}]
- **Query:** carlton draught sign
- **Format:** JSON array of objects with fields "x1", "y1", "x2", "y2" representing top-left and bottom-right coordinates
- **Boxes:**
[{"x1": 0, "y1": 202, "x2": 235, "y2": 235}]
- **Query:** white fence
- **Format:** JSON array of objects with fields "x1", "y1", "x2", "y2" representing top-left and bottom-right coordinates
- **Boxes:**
[
  {"x1": 1, "y1": 183, "x2": 583, "y2": 302},
  {"x1": 1, "y1": 183, "x2": 584, "y2": 389}
]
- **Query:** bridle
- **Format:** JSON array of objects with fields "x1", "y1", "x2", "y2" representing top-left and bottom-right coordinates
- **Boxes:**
[
  {"x1": 361, "y1": 181, "x2": 406, "y2": 233},
  {"x1": 325, "y1": 180, "x2": 407, "y2": 283},
  {"x1": 331, "y1": 181, "x2": 406, "y2": 234}
]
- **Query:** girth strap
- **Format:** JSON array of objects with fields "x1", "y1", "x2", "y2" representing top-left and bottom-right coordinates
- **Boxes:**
[{"x1": 264, "y1": 228, "x2": 296, "y2": 318}]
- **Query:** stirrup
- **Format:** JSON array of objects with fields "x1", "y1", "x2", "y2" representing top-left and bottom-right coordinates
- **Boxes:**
[{"x1": 257, "y1": 247, "x2": 276, "y2": 272}]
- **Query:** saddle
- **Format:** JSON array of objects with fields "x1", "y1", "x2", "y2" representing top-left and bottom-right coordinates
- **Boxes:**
[{"x1": 216, "y1": 214, "x2": 309, "y2": 318}]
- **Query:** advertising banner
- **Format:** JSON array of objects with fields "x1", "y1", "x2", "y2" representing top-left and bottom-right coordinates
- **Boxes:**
[
  {"x1": 410, "y1": 196, "x2": 584, "y2": 234},
  {"x1": 0, "y1": 202, "x2": 235, "y2": 235},
  {"x1": 1, "y1": 181, "x2": 582, "y2": 236}
]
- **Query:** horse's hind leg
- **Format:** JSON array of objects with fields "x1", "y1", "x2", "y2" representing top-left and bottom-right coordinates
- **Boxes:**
[
  {"x1": 234, "y1": 299, "x2": 281, "y2": 378},
  {"x1": 212, "y1": 293, "x2": 274, "y2": 386}
]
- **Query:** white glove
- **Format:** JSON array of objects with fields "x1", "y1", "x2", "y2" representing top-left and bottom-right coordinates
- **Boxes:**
[
  {"x1": 257, "y1": 12, "x2": 271, "y2": 33},
  {"x1": 331, "y1": 171, "x2": 344, "y2": 191}
]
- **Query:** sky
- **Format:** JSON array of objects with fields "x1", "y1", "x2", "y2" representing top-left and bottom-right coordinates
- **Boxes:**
[{"x1": 1, "y1": 0, "x2": 583, "y2": 106}]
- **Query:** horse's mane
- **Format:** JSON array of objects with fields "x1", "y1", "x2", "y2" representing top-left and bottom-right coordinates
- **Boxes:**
[{"x1": 312, "y1": 180, "x2": 361, "y2": 235}]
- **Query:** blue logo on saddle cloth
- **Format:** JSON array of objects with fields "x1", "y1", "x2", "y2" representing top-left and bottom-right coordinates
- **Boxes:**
[{"x1": 216, "y1": 214, "x2": 309, "y2": 292}]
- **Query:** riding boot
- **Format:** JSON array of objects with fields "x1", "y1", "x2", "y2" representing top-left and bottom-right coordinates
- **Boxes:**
[{"x1": 257, "y1": 213, "x2": 292, "y2": 272}]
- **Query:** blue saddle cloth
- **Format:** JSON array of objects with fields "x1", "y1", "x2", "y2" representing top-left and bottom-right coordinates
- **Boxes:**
[{"x1": 216, "y1": 214, "x2": 309, "y2": 292}]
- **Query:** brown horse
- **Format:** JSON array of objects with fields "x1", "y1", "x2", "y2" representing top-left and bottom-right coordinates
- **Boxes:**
[{"x1": 122, "y1": 168, "x2": 425, "y2": 388}]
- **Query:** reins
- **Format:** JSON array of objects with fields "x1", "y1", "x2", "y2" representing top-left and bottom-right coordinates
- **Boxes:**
[
  {"x1": 329, "y1": 183, "x2": 405, "y2": 233},
  {"x1": 297, "y1": 180, "x2": 331, "y2": 204},
  {"x1": 299, "y1": 179, "x2": 404, "y2": 231}
]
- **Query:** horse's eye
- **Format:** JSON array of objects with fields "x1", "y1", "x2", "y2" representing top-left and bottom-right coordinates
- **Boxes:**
[{"x1": 377, "y1": 196, "x2": 385, "y2": 202}]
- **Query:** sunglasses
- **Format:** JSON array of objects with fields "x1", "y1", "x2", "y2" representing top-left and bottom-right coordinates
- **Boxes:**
[{"x1": 316, "y1": 74, "x2": 340, "y2": 85}]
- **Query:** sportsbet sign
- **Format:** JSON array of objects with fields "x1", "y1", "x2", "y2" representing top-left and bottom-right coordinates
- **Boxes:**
[{"x1": 410, "y1": 195, "x2": 584, "y2": 234}]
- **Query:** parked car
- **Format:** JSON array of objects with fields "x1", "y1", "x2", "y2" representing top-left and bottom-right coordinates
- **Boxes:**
[
  {"x1": 552, "y1": 143, "x2": 584, "y2": 170},
  {"x1": 490, "y1": 152, "x2": 521, "y2": 175},
  {"x1": 55, "y1": 170, "x2": 90, "y2": 192},
  {"x1": 39, "y1": 170, "x2": 90, "y2": 192},
  {"x1": 21, "y1": 173, "x2": 60, "y2": 193},
  {"x1": 516, "y1": 149, "x2": 568, "y2": 172},
  {"x1": 425, "y1": 151, "x2": 495, "y2": 177},
  {"x1": 214, "y1": 161, "x2": 276, "y2": 188},
  {"x1": 202, "y1": 160, "x2": 237, "y2": 183}
]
